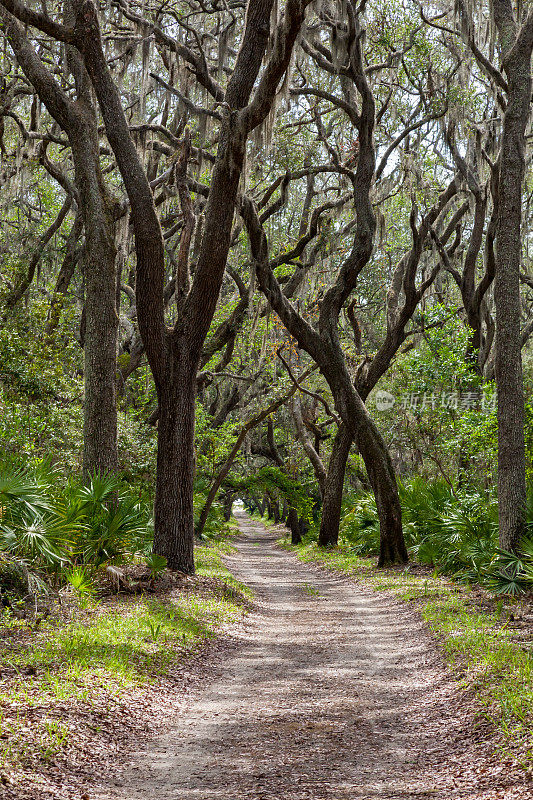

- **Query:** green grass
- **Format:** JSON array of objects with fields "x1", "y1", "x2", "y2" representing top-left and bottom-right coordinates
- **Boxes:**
[
  {"x1": 0, "y1": 536, "x2": 250, "y2": 780},
  {"x1": 281, "y1": 538, "x2": 533, "y2": 769}
]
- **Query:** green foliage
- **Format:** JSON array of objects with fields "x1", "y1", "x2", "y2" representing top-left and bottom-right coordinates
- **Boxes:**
[
  {"x1": 340, "y1": 495, "x2": 380, "y2": 556},
  {"x1": 144, "y1": 552, "x2": 167, "y2": 579},
  {"x1": 193, "y1": 486, "x2": 232, "y2": 540},
  {"x1": 372, "y1": 306, "x2": 498, "y2": 488},
  {"x1": 338, "y1": 478, "x2": 533, "y2": 594},
  {"x1": 0, "y1": 460, "x2": 152, "y2": 598},
  {"x1": 228, "y1": 465, "x2": 315, "y2": 519},
  {"x1": 68, "y1": 472, "x2": 151, "y2": 567},
  {"x1": 64, "y1": 566, "x2": 95, "y2": 608}
]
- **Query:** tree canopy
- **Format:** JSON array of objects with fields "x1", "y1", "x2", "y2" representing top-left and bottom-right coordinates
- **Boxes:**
[{"x1": 1, "y1": 0, "x2": 533, "y2": 578}]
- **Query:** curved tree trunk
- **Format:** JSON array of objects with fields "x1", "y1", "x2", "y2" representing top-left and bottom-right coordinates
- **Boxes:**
[
  {"x1": 359, "y1": 427, "x2": 406, "y2": 566},
  {"x1": 324, "y1": 366, "x2": 407, "y2": 566}
]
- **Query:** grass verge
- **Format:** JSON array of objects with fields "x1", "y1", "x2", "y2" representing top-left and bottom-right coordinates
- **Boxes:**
[
  {"x1": 280, "y1": 535, "x2": 533, "y2": 771},
  {"x1": 0, "y1": 533, "x2": 250, "y2": 798}
]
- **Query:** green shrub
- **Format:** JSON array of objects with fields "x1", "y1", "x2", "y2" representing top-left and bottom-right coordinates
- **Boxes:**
[
  {"x1": 0, "y1": 460, "x2": 152, "y2": 593},
  {"x1": 338, "y1": 478, "x2": 533, "y2": 594}
]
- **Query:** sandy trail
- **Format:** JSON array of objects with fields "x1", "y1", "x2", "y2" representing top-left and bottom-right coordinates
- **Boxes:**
[{"x1": 95, "y1": 512, "x2": 531, "y2": 800}]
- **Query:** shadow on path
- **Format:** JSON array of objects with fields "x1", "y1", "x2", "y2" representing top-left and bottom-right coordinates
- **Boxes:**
[{"x1": 96, "y1": 512, "x2": 532, "y2": 800}]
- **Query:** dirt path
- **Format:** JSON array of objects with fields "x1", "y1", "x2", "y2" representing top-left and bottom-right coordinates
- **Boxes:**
[{"x1": 95, "y1": 513, "x2": 531, "y2": 800}]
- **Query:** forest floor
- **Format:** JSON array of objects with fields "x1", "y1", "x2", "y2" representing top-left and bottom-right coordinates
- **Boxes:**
[
  {"x1": 90, "y1": 512, "x2": 532, "y2": 800},
  {"x1": 0, "y1": 537, "x2": 250, "y2": 800}
]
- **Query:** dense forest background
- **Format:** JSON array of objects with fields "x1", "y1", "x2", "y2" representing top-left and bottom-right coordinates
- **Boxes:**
[{"x1": 2, "y1": 0, "x2": 533, "y2": 598}]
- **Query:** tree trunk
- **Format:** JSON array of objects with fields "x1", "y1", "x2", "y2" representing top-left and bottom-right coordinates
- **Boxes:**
[
  {"x1": 318, "y1": 424, "x2": 352, "y2": 547},
  {"x1": 357, "y1": 422, "x2": 406, "y2": 566},
  {"x1": 153, "y1": 357, "x2": 196, "y2": 573},
  {"x1": 222, "y1": 493, "x2": 234, "y2": 522},
  {"x1": 287, "y1": 507, "x2": 301, "y2": 544},
  {"x1": 71, "y1": 128, "x2": 119, "y2": 477},
  {"x1": 0, "y1": 11, "x2": 119, "y2": 477},
  {"x1": 330, "y1": 372, "x2": 407, "y2": 566},
  {"x1": 492, "y1": 3, "x2": 533, "y2": 551}
]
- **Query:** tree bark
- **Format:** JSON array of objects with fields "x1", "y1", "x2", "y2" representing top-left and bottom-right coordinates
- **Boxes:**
[
  {"x1": 286, "y1": 507, "x2": 302, "y2": 544},
  {"x1": 71, "y1": 123, "x2": 119, "y2": 476},
  {"x1": 153, "y1": 353, "x2": 196, "y2": 572},
  {"x1": 318, "y1": 424, "x2": 352, "y2": 547},
  {"x1": 492, "y1": 2, "x2": 533, "y2": 551},
  {"x1": 0, "y1": 7, "x2": 119, "y2": 475},
  {"x1": 333, "y1": 375, "x2": 407, "y2": 566},
  {"x1": 222, "y1": 493, "x2": 234, "y2": 522}
]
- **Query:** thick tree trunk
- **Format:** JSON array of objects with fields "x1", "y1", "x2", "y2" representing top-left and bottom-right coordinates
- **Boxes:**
[
  {"x1": 492, "y1": 4, "x2": 533, "y2": 551},
  {"x1": 355, "y1": 421, "x2": 406, "y2": 566},
  {"x1": 0, "y1": 11, "x2": 119, "y2": 476},
  {"x1": 327, "y1": 368, "x2": 407, "y2": 566},
  {"x1": 318, "y1": 424, "x2": 352, "y2": 547},
  {"x1": 82, "y1": 247, "x2": 118, "y2": 475},
  {"x1": 71, "y1": 130, "x2": 119, "y2": 477},
  {"x1": 153, "y1": 357, "x2": 196, "y2": 573}
]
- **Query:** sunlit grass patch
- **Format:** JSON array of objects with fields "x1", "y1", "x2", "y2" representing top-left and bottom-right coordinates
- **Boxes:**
[
  {"x1": 0, "y1": 536, "x2": 250, "y2": 785},
  {"x1": 196, "y1": 541, "x2": 253, "y2": 600}
]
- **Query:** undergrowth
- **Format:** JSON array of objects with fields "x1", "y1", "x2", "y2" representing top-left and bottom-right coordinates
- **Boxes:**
[{"x1": 0, "y1": 531, "x2": 249, "y2": 789}]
